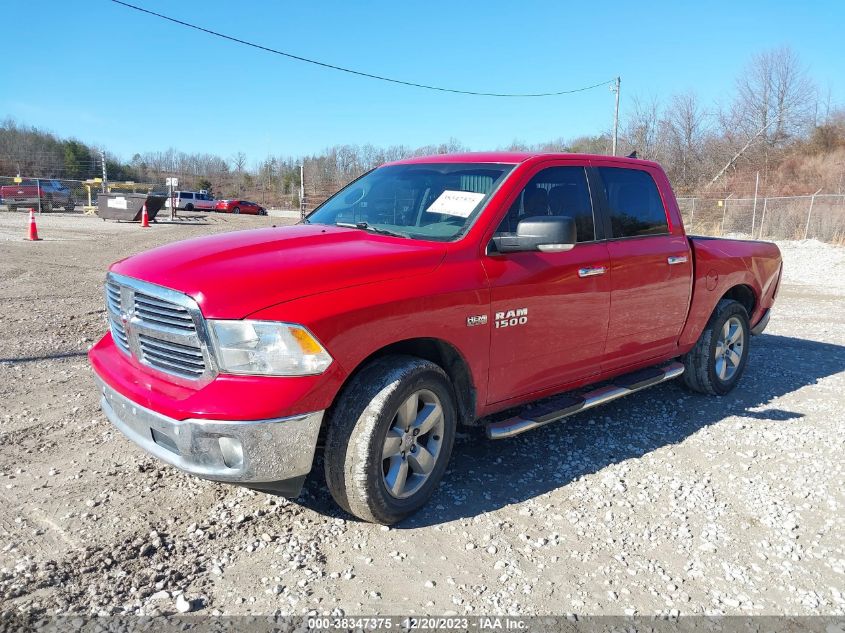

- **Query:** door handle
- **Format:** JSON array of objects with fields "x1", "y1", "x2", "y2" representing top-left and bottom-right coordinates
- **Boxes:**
[
  {"x1": 578, "y1": 266, "x2": 607, "y2": 278},
  {"x1": 667, "y1": 256, "x2": 688, "y2": 265}
]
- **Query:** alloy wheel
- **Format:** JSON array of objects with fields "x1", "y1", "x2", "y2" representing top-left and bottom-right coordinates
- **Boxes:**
[
  {"x1": 381, "y1": 389, "x2": 445, "y2": 499},
  {"x1": 714, "y1": 316, "x2": 744, "y2": 381}
]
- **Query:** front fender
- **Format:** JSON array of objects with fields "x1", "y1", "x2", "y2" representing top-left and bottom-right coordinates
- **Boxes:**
[{"x1": 246, "y1": 256, "x2": 491, "y2": 416}]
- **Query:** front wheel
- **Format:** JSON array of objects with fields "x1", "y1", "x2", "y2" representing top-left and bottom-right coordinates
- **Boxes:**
[
  {"x1": 682, "y1": 299, "x2": 750, "y2": 395},
  {"x1": 324, "y1": 355, "x2": 457, "y2": 524},
  {"x1": 232, "y1": 207, "x2": 240, "y2": 214}
]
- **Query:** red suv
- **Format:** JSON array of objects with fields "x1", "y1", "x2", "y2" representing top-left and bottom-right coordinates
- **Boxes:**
[{"x1": 214, "y1": 199, "x2": 266, "y2": 215}]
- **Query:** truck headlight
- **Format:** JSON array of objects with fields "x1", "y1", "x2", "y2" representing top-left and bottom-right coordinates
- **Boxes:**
[{"x1": 209, "y1": 320, "x2": 332, "y2": 376}]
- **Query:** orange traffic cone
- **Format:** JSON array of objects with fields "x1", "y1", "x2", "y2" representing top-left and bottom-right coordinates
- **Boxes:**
[
  {"x1": 140, "y1": 203, "x2": 150, "y2": 228},
  {"x1": 27, "y1": 208, "x2": 41, "y2": 241}
]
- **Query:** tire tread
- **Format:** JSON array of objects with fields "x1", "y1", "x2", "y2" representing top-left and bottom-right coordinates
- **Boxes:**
[
  {"x1": 323, "y1": 355, "x2": 455, "y2": 524},
  {"x1": 682, "y1": 299, "x2": 749, "y2": 395}
]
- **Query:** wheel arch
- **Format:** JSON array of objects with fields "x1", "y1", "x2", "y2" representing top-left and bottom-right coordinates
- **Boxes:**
[
  {"x1": 720, "y1": 283, "x2": 756, "y2": 317},
  {"x1": 679, "y1": 278, "x2": 761, "y2": 351},
  {"x1": 327, "y1": 337, "x2": 477, "y2": 429}
]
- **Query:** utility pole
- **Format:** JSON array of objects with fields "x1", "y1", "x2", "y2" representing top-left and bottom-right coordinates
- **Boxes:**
[
  {"x1": 100, "y1": 149, "x2": 108, "y2": 193},
  {"x1": 611, "y1": 76, "x2": 621, "y2": 156}
]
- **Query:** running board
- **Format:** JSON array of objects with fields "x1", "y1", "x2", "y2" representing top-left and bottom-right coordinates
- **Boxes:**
[{"x1": 485, "y1": 361, "x2": 685, "y2": 440}]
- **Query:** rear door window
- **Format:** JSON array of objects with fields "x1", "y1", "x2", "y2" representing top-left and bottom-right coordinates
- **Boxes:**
[{"x1": 596, "y1": 167, "x2": 668, "y2": 238}]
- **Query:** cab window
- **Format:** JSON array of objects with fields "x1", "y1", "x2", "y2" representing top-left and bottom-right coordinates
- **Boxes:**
[
  {"x1": 494, "y1": 166, "x2": 595, "y2": 242},
  {"x1": 597, "y1": 167, "x2": 669, "y2": 238}
]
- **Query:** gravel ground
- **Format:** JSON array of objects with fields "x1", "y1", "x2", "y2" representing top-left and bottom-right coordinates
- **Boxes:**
[{"x1": 0, "y1": 212, "x2": 843, "y2": 618}]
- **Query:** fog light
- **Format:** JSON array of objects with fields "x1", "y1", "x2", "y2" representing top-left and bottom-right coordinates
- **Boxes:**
[{"x1": 218, "y1": 437, "x2": 244, "y2": 469}]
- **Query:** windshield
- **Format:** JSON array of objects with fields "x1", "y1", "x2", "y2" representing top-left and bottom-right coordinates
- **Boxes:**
[{"x1": 305, "y1": 163, "x2": 515, "y2": 241}]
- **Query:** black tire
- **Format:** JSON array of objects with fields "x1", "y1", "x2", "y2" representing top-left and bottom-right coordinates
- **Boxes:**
[
  {"x1": 682, "y1": 299, "x2": 750, "y2": 395},
  {"x1": 42, "y1": 197, "x2": 53, "y2": 213},
  {"x1": 324, "y1": 355, "x2": 457, "y2": 524},
  {"x1": 7, "y1": 204, "x2": 15, "y2": 212},
  {"x1": 185, "y1": 203, "x2": 194, "y2": 211},
  {"x1": 232, "y1": 207, "x2": 240, "y2": 214},
  {"x1": 65, "y1": 199, "x2": 75, "y2": 211},
  {"x1": 259, "y1": 209, "x2": 267, "y2": 216}
]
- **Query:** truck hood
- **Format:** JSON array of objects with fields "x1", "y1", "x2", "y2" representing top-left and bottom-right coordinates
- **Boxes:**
[{"x1": 111, "y1": 224, "x2": 447, "y2": 318}]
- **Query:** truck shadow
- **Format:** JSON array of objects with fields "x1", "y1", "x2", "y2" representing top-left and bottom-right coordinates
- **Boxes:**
[{"x1": 298, "y1": 333, "x2": 845, "y2": 527}]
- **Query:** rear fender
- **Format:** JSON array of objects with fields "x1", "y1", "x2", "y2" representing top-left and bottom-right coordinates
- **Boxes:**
[{"x1": 678, "y1": 238, "x2": 781, "y2": 351}]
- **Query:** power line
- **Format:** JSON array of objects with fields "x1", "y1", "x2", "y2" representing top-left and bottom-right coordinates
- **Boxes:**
[{"x1": 110, "y1": 0, "x2": 615, "y2": 98}]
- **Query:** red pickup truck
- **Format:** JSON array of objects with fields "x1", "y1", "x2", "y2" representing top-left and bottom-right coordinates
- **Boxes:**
[
  {"x1": 89, "y1": 152, "x2": 782, "y2": 524},
  {"x1": 1, "y1": 179, "x2": 76, "y2": 212}
]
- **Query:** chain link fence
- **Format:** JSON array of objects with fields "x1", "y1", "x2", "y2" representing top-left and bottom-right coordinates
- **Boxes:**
[
  {"x1": 0, "y1": 175, "x2": 169, "y2": 214},
  {"x1": 679, "y1": 194, "x2": 845, "y2": 242},
  {"x1": 3, "y1": 171, "x2": 844, "y2": 243},
  {"x1": 0, "y1": 176, "x2": 86, "y2": 212}
]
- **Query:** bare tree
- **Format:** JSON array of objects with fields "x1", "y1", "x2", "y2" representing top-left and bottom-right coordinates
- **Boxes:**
[
  {"x1": 231, "y1": 152, "x2": 247, "y2": 194},
  {"x1": 623, "y1": 95, "x2": 661, "y2": 159},
  {"x1": 661, "y1": 91, "x2": 709, "y2": 190},
  {"x1": 733, "y1": 46, "x2": 815, "y2": 149}
]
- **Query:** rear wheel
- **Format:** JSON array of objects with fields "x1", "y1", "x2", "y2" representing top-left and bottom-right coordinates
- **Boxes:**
[
  {"x1": 682, "y1": 299, "x2": 750, "y2": 395},
  {"x1": 7, "y1": 204, "x2": 15, "y2": 212},
  {"x1": 324, "y1": 355, "x2": 457, "y2": 524},
  {"x1": 42, "y1": 197, "x2": 53, "y2": 213},
  {"x1": 185, "y1": 203, "x2": 194, "y2": 211}
]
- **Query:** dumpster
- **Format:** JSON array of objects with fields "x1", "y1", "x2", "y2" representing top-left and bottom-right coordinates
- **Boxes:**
[{"x1": 97, "y1": 193, "x2": 167, "y2": 222}]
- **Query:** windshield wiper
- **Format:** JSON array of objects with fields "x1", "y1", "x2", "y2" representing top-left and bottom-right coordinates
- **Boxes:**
[{"x1": 335, "y1": 222, "x2": 408, "y2": 239}]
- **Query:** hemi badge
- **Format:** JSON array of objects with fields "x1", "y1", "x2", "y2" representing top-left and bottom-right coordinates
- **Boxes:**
[{"x1": 466, "y1": 315, "x2": 488, "y2": 327}]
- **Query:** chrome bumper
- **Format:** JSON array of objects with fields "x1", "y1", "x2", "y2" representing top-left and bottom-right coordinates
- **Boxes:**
[{"x1": 95, "y1": 377, "x2": 322, "y2": 494}]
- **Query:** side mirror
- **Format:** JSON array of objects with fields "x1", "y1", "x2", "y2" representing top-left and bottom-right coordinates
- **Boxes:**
[{"x1": 492, "y1": 216, "x2": 577, "y2": 253}]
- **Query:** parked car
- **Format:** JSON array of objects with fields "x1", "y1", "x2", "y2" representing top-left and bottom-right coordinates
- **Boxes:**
[
  {"x1": 89, "y1": 152, "x2": 782, "y2": 524},
  {"x1": 164, "y1": 191, "x2": 216, "y2": 211},
  {"x1": 0, "y1": 179, "x2": 75, "y2": 212},
  {"x1": 214, "y1": 199, "x2": 266, "y2": 215}
]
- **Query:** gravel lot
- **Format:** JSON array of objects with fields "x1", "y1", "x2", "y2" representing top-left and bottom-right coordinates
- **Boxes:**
[{"x1": 0, "y1": 212, "x2": 843, "y2": 618}]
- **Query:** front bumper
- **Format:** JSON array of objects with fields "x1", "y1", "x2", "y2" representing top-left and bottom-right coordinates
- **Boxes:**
[{"x1": 95, "y1": 376, "x2": 323, "y2": 496}]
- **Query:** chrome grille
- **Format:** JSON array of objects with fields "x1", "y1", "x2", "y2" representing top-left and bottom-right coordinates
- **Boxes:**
[
  {"x1": 105, "y1": 280, "x2": 130, "y2": 354},
  {"x1": 103, "y1": 273, "x2": 214, "y2": 384},
  {"x1": 109, "y1": 314, "x2": 131, "y2": 354},
  {"x1": 138, "y1": 334, "x2": 205, "y2": 378},
  {"x1": 134, "y1": 292, "x2": 195, "y2": 331}
]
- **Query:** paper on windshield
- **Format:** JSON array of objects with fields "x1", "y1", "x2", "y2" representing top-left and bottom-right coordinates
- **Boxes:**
[{"x1": 426, "y1": 190, "x2": 486, "y2": 218}]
